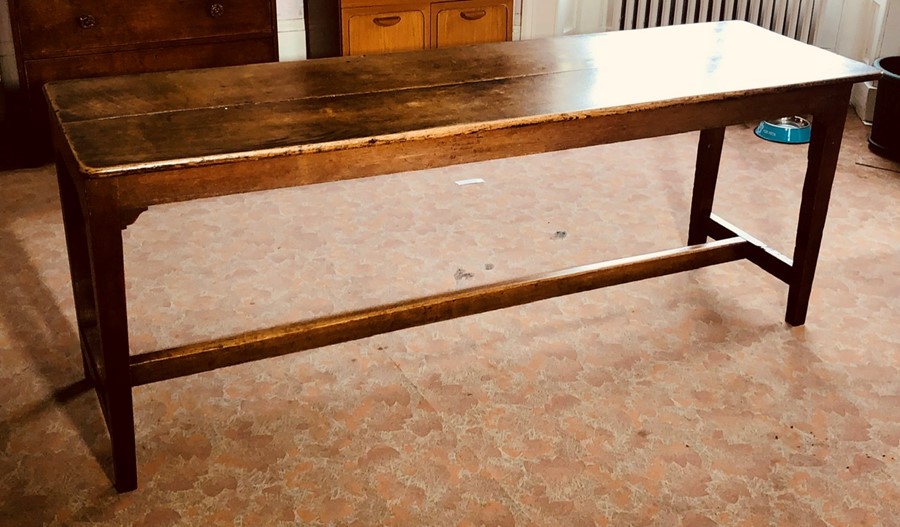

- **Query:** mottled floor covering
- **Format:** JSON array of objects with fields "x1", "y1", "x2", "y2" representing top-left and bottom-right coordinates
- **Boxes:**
[{"x1": 1, "y1": 111, "x2": 898, "y2": 526}]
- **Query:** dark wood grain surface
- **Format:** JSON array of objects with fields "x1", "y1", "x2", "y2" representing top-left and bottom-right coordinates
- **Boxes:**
[{"x1": 46, "y1": 21, "x2": 879, "y2": 177}]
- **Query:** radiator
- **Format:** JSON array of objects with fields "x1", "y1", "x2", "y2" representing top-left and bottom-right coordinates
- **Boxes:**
[{"x1": 614, "y1": 0, "x2": 819, "y2": 43}]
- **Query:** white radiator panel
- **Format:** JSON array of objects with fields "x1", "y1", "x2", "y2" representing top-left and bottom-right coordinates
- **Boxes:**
[{"x1": 615, "y1": 0, "x2": 820, "y2": 42}]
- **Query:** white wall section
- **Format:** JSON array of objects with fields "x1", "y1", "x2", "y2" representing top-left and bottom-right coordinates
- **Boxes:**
[{"x1": 276, "y1": 0, "x2": 307, "y2": 60}]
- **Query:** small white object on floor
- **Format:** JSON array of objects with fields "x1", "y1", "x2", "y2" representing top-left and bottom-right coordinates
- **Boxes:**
[{"x1": 455, "y1": 178, "x2": 485, "y2": 186}]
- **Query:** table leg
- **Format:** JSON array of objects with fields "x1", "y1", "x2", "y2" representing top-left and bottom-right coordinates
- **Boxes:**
[
  {"x1": 56, "y1": 160, "x2": 98, "y2": 383},
  {"x1": 688, "y1": 127, "x2": 726, "y2": 245},
  {"x1": 785, "y1": 103, "x2": 848, "y2": 326},
  {"x1": 57, "y1": 162, "x2": 138, "y2": 492},
  {"x1": 86, "y1": 185, "x2": 137, "y2": 492}
]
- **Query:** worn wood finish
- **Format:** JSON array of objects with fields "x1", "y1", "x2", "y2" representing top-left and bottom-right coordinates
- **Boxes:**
[
  {"x1": 46, "y1": 22, "x2": 880, "y2": 491},
  {"x1": 45, "y1": 25, "x2": 876, "y2": 178},
  {"x1": 23, "y1": 39, "x2": 277, "y2": 162}
]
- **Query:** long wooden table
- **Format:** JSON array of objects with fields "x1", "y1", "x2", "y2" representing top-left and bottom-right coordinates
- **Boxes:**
[{"x1": 45, "y1": 21, "x2": 880, "y2": 491}]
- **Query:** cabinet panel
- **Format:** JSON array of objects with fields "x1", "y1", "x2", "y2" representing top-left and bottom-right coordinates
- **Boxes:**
[
  {"x1": 14, "y1": 0, "x2": 275, "y2": 59},
  {"x1": 433, "y1": 0, "x2": 511, "y2": 49},
  {"x1": 343, "y1": 5, "x2": 429, "y2": 55}
]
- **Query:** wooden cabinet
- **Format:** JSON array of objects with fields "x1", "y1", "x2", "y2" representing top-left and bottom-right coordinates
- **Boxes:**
[
  {"x1": 5, "y1": 0, "x2": 279, "y2": 162},
  {"x1": 340, "y1": 0, "x2": 512, "y2": 56}
]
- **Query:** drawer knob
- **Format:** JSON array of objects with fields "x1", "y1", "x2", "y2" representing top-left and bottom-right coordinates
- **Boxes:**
[
  {"x1": 373, "y1": 16, "x2": 402, "y2": 27},
  {"x1": 77, "y1": 15, "x2": 97, "y2": 29},
  {"x1": 460, "y1": 9, "x2": 487, "y2": 21},
  {"x1": 209, "y1": 3, "x2": 225, "y2": 17}
]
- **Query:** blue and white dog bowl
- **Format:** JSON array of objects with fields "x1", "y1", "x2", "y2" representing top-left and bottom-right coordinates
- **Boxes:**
[{"x1": 754, "y1": 116, "x2": 811, "y2": 144}]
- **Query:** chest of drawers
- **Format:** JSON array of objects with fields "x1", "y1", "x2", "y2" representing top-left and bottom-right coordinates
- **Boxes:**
[{"x1": 340, "y1": 0, "x2": 513, "y2": 56}]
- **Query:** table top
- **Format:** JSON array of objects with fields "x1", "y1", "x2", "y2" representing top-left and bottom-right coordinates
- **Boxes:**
[{"x1": 45, "y1": 21, "x2": 879, "y2": 178}]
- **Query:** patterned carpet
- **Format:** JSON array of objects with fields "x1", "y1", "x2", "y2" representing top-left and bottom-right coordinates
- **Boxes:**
[{"x1": 1, "y1": 111, "x2": 898, "y2": 525}]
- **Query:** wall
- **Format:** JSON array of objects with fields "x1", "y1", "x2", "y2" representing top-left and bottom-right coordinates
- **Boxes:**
[
  {"x1": 277, "y1": 0, "x2": 308, "y2": 60},
  {"x1": 816, "y1": 0, "x2": 898, "y2": 59},
  {"x1": 519, "y1": 0, "x2": 614, "y2": 38},
  {"x1": 883, "y1": 0, "x2": 900, "y2": 54},
  {"x1": 816, "y1": 0, "x2": 900, "y2": 121}
]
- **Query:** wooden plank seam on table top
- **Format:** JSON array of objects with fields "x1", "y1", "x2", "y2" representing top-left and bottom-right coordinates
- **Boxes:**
[
  {"x1": 107, "y1": 85, "x2": 846, "y2": 211},
  {"x1": 44, "y1": 21, "x2": 881, "y2": 178},
  {"x1": 82, "y1": 88, "x2": 853, "y2": 222},
  {"x1": 45, "y1": 21, "x2": 876, "y2": 123},
  {"x1": 45, "y1": 36, "x2": 600, "y2": 122}
]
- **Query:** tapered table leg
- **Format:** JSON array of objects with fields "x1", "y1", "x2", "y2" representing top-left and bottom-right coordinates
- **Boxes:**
[
  {"x1": 58, "y1": 162, "x2": 138, "y2": 492},
  {"x1": 786, "y1": 94, "x2": 850, "y2": 326},
  {"x1": 84, "y1": 180, "x2": 137, "y2": 492},
  {"x1": 688, "y1": 127, "x2": 726, "y2": 245},
  {"x1": 56, "y1": 160, "x2": 98, "y2": 383}
]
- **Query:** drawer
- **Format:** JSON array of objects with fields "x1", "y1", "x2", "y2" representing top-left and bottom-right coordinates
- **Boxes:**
[
  {"x1": 342, "y1": 4, "x2": 430, "y2": 55},
  {"x1": 24, "y1": 38, "x2": 277, "y2": 106},
  {"x1": 432, "y1": 0, "x2": 511, "y2": 48},
  {"x1": 14, "y1": 0, "x2": 275, "y2": 59}
]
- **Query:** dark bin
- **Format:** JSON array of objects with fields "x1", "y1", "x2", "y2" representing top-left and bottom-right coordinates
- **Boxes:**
[{"x1": 869, "y1": 56, "x2": 900, "y2": 162}]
